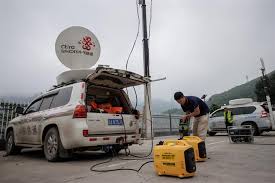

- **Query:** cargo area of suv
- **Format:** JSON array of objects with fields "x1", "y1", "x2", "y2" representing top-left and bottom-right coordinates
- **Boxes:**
[{"x1": 85, "y1": 85, "x2": 138, "y2": 136}]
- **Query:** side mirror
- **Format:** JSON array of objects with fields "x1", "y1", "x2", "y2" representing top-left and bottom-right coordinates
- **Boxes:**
[{"x1": 16, "y1": 107, "x2": 24, "y2": 115}]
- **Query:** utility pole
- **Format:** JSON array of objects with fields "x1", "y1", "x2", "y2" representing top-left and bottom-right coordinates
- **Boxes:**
[
  {"x1": 260, "y1": 58, "x2": 275, "y2": 129},
  {"x1": 139, "y1": 0, "x2": 153, "y2": 139}
]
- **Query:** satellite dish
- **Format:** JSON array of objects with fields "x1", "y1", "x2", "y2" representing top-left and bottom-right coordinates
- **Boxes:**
[{"x1": 55, "y1": 26, "x2": 101, "y2": 69}]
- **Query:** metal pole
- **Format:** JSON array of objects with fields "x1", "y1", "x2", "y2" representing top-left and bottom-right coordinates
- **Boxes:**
[
  {"x1": 169, "y1": 113, "x2": 172, "y2": 135},
  {"x1": 140, "y1": 0, "x2": 150, "y2": 77},
  {"x1": 260, "y1": 58, "x2": 275, "y2": 129},
  {"x1": 6, "y1": 102, "x2": 10, "y2": 133},
  {"x1": 139, "y1": 0, "x2": 153, "y2": 139},
  {"x1": 1, "y1": 102, "x2": 6, "y2": 139}
]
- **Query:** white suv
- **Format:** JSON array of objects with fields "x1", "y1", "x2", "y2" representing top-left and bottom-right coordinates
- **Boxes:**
[
  {"x1": 208, "y1": 100, "x2": 272, "y2": 136},
  {"x1": 5, "y1": 67, "x2": 149, "y2": 161}
]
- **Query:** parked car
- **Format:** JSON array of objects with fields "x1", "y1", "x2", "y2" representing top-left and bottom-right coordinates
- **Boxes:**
[
  {"x1": 5, "y1": 66, "x2": 149, "y2": 161},
  {"x1": 208, "y1": 99, "x2": 272, "y2": 136}
]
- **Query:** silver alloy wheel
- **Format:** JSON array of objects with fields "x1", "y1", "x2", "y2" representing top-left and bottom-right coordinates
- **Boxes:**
[
  {"x1": 7, "y1": 134, "x2": 13, "y2": 152},
  {"x1": 47, "y1": 134, "x2": 58, "y2": 156}
]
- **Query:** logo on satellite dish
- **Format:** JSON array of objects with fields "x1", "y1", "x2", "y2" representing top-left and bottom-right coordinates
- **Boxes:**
[
  {"x1": 79, "y1": 36, "x2": 95, "y2": 51},
  {"x1": 55, "y1": 26, "x2": 101, "y2": 69}
]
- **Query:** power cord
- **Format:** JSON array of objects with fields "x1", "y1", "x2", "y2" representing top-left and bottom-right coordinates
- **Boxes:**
[
  {"x1": 90, "y1": 148, "x2": 154, "y2": 173},
  {"x1": 127, "y1": 83, "x2": 154, "y2": 159},
  {"x1": 125, "y1": 0, "x2": 140, "y2": 71}
]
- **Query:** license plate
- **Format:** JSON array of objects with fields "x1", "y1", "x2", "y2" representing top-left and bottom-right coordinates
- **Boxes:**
[{"x1": 108, "y1": 119, "x2": 123, "y2": 126}]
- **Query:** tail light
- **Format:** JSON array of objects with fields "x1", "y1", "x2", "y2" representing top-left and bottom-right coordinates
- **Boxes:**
[
  {"x1": 261, "y1": 111, "x2": 268, "y2": 118},
  {"x1": 73, "y1": 105, "x2": 87, "y2": 118},
  {"x1": 82, "y1": 130, "x2": 89, "y2": 137}
]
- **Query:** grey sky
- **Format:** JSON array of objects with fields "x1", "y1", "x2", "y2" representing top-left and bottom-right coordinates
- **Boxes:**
[{"x1": 0, "y1": 0, "x2": 274, "y2": 103}]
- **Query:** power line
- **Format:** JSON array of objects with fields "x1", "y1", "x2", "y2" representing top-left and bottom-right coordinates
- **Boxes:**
[
  {"x1": 148, "y1": 0, "x2": 153, "y2": 39},
  {"x1": 125, "y1": 0, "x2": 141, "y2": 71}
]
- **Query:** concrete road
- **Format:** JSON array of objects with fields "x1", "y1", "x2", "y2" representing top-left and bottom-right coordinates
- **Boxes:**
[{"x1": 1, "y1": 133, "x2": 275, "y2": 183}]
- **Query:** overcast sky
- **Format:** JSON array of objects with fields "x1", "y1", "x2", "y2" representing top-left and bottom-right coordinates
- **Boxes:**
[{"x1": 0, "y1": 0, "x2": 274, "y2": 103}]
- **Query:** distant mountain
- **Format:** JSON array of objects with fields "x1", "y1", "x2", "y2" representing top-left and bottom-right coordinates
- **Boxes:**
[
  {"x1": 136, "y1": 99, "x2": 180, "y2": 114},
  {"x1": 207, "y1": 70, "x2": 275, "y2": 107}
]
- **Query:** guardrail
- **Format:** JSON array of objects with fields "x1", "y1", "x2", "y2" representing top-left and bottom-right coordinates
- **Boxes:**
[
  {"x1": 0, "y1": 101, "x2": 28, "y2": 139},
  {"x1": 138, "y1": 114, "x2": 181, "y2": 137}
]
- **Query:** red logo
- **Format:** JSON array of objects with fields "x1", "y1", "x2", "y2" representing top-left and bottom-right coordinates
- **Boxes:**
[{"x1": 79, "y1": 36, "x2": 95, "y2": 51}]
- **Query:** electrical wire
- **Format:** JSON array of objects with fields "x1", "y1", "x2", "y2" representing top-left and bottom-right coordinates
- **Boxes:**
[
  {"x1": 133, "y1": 86, "x2": 138, "y2": 110},
  {"x1": 90, "y1": 83, "x2": 154, "y2": 173},
  {"x1": 123, "y1": 83, "x2": 154, "y2": 159},
  {"x1": 125, "y1": 0, "x2": 140, "y2": 71},
  {"x1": 90, "y1": 148, "x2": 154, "y2": 173},
  {"x1": 148, "y1": 0, "x2": 153, "y2": 39}
]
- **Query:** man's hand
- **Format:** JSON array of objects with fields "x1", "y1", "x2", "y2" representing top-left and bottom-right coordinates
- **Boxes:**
[{"x1": 181, "y1": 115, "x2": 188, "y2": 122}]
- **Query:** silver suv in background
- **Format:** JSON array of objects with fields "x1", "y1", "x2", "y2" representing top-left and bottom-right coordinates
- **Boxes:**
[{"x1": 208, "y1": 100, "x2": 272, "y2": 136}]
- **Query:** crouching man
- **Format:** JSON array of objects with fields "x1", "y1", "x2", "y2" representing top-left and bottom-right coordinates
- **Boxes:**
[{"x1": 174, "y1": 92, "x2": 210, "y2": 140}]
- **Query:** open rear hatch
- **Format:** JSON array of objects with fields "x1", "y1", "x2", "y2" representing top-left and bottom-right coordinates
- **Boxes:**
[
  {"x1": 85, "y1": 67, "x2": 149, "y2": 138},
  {"x1": 86, "y1": 67, "x2": 150, "y2": 89}
]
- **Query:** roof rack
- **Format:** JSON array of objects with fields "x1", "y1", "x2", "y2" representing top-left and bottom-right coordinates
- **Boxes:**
[{"x1": 48, "y1": 80, "x2": 81, "y2": 91}]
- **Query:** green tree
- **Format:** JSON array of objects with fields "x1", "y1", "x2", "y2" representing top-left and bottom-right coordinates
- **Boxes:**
[
  {"x1": 209, "y1": 104, "x2": 220, "y2": 113},
  {"x1": 255, "y1": 72, "x2": 275, "y2": 104}
]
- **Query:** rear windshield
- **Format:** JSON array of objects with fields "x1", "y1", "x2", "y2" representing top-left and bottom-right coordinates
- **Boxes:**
[{"x1": 86, "y1": 85, "x2": 132, "y2": 114}]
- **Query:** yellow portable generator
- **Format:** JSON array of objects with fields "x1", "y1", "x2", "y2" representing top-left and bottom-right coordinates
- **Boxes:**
[
  {"x1": 164, "y1": 136, "x2": 207, "y2": 162},
  {"x1": 153, "y1": 141, "x2": 196, "y2": 178},
  {"x1": 182, "y1": 136, "x2": 207, "y2": 162}
]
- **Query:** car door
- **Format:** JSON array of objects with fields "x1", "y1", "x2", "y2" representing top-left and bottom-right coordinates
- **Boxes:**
[
  {"x1": 210, "y1": 109, "x2": 225, "y2": 129},
  {"x1": 30, "y1": 94, "x2": 56, "y2": 144},
  {"x1": 230, "y1": 106, "x2": 256, "y2": 126},
  {"x1": 22, "y1": 98, "x2": 43, "y2": 144}
]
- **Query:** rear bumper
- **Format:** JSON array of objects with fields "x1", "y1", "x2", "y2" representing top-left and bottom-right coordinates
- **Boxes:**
[
  {"x1": 57, "y1": 119, "x2": 140, "y2": 149},
  {"x1": 62, "y1": 132, "x2": 141, "y2": 149}
]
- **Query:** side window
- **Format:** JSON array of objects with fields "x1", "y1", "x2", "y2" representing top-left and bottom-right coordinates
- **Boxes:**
[
  {"x1": 50, "y1": 87, "x2": 72, "y2": 109},
  {"x1": 25, "y1": 99, "x2": 42, "y2": 114},
  {"x1": 230, "y1": 108, "x2": 241, "y2": 115},
  {"x1": 231, "y1": 107, "x2": 256, "y2": 115},
  {"x1": 39, "y1": 95, "x2": 55, "y2": 111},
  {"x1": 212, "y1": 110, "x2": 224, "y2": 117},
  {"x1": 241, "y1": 107, "x2": 256, "y2": 114}
]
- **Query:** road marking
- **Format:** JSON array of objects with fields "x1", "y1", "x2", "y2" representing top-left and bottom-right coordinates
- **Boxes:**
[{"x1": 207, "y1": 141, "x2": 226, "y2": 146}]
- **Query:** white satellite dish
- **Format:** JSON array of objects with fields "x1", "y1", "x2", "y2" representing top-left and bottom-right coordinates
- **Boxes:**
[{"x1": 55, "y1": 26, "x2": 101, "y2": 69}]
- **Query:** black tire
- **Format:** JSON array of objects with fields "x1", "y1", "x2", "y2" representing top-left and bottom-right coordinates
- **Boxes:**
[
  {"x1": 243, "y1": 123, "x2": 259, "y2": 136},
  {"x1": 5, "y1": 131, "x2": 21, "y2": 155},
  {"x1": 43, "y1": 128, "x2": 61, "y2": 162},
  {"x1": 208, "y1": 132, "x2": 217, "y2": 136}
]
